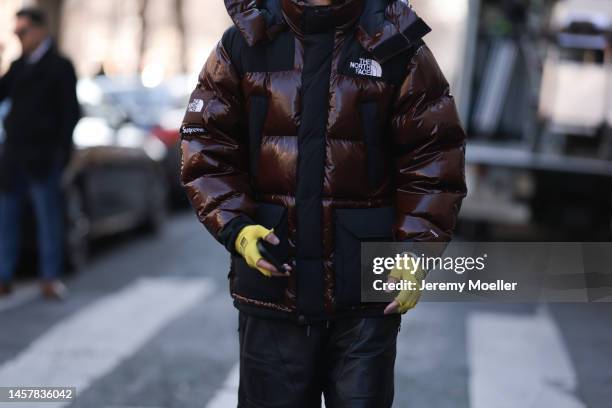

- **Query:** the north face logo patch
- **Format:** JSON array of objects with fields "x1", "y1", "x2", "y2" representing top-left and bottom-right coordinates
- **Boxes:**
[
  {"x1": 349, "y1": 58, "x2": 382, "y2": 78},
  {"x1": 188, "y1": 98, "x2": 204, "y2": 113}
]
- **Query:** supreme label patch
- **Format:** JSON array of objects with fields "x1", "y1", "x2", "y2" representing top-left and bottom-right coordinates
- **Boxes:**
[
  {"x1": 349, "y1": 58, "x2": 383, "y2": 78},
  {"x1": 188, "y1": 98, "x2": 204, "y2": 113},
  {"x1": 181, "y1": 125, "x2": 207, "y2": 136}
]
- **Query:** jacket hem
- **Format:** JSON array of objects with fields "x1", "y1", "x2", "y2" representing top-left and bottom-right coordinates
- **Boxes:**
[{"x1": 232, "y1": 294, "x2": 388, "y2": 323}]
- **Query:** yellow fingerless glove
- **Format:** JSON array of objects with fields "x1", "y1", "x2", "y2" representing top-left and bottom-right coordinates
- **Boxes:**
[
  {"x1": 235, "y1": 225, "x2": 274, "y2": 277},
  {"x1": 389, "y1": 255, "x2": 427, "y2": 314}
]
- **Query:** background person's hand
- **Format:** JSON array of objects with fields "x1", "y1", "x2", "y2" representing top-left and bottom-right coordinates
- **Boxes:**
[
  {"x1": 384, "y1": 255, "x2": 426, "y2": 315},
  {"x1": 235, "y1": 225, "x2": 291, "y2": 277}
]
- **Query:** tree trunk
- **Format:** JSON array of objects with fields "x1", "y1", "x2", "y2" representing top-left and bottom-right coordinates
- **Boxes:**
[
  {"x1": 175, "y1": 0, "x2": 188, "y2": 73},
  {"x1": 138, "y1": 0, "x2": 150, "y2": 72}
]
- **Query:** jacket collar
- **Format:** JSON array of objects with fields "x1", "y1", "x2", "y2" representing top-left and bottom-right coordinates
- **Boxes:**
[
  {"x1": 280, "y1": 0, "x2": 364, "y2": 36},
  {"x1": 224, "y1": 0, "x2": 430, "y2": 62},
  {"x1": 27, "y1": 37, "x2": 53, "y2": 65}
]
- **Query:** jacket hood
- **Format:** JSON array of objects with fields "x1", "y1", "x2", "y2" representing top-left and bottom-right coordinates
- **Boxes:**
[
  {"x1": 224, "y1": 0, "x2": 431, "y2": 62},
  {"x1": 223, "y1": 0, "x2": 286, "y2": 47}
]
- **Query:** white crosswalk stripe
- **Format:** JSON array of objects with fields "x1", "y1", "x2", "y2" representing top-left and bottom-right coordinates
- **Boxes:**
[
  {"x1": 0, "y1": 278, "x2": 592, "y2": 408},
  {"x1": 468, "y1": 306, "x2": 585, "y2": 408},
  {"x1": 0, "y1": 277, "x2": 213, "y2": 408},
  {"x1": 205, "y1": 363, "x2": 239, "y2": 408}
]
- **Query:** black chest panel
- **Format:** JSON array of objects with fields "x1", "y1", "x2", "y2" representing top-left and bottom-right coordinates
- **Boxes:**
[{"x1": 226, "y1": 28, "x2": 296, "y2": 75}]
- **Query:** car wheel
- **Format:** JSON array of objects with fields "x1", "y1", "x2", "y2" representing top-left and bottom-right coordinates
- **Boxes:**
[{"x1": 64, "y1": 186, "x2": 90, "y2": 272}]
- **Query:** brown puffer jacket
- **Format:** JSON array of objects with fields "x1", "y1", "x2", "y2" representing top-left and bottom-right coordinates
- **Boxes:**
[{"x1": 181, "y1": 0, "x2": 467, "y2": 321}]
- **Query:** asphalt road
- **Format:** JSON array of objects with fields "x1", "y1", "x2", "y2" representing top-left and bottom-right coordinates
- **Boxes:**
[{"x1": 0, "y1": 213, "x2": 611, "y2": 408}]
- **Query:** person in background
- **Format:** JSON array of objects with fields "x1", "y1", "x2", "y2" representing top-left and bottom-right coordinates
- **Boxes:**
[{"x1": 0, "y1": 7, "x2": 80, "y2": 300}]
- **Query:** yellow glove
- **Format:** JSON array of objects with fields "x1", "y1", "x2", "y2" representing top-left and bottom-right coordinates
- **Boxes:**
[
  {"x1": 384, "y1": 254, "x2": 427, "y2": 315},
  {"x1": 235, "y1": 225, "x2": 277, "y2": 277}
]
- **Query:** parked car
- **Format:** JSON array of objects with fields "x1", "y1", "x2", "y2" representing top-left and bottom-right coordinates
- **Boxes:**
[
  {"x1": 79, "y1": 75, "x2": 192, "y2": 206},
  {"x1": 0, "y1": 91, "x2": 167, "y2": 274},
  {"x1": 148, "y1": 107, "x2": 187, "y2": 206}
]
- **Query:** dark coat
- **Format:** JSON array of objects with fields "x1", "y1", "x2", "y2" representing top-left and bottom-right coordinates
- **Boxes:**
[
  {"x1": 181, "y1": 0, "x2": 467, "y2": 321},
  {"x1": 0, "y1": 43, "x2": 80, "y2": 190}
]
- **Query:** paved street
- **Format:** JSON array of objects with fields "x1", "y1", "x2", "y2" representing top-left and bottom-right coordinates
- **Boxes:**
[{"x1": 0, "y1": 213, "x2": 611, "y2": 408}]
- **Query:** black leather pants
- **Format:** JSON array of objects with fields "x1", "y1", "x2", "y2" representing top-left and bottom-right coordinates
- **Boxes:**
[{"x1": 237, "y1": 312, "x2": 401, "y2": 408}]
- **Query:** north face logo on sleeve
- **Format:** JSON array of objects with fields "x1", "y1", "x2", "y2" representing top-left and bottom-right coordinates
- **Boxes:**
[
  {"x1": 188, "y1": 98, "x2": 204, "y2": 113},
  {"x1": 349, "y1": 58, "x2": 383, "y2": 78}
]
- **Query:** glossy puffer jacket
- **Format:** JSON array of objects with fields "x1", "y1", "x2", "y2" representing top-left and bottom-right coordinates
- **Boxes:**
[{"x1": 181, "y1": 0, "x2": 467, "y2": 321}]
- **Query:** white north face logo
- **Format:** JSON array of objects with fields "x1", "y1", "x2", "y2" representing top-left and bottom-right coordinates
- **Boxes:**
[
  {"x1": 188, "y1": 98, "x2": 204, "y2": 113},
  {"x1": 349, "y1": 58, "x2": 382, "y2": 78}
]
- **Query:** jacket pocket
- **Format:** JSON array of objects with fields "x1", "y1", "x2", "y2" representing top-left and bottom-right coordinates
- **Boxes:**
[
  {"x1": 231, "y1": 202, "x2": 288, "y2": 303},
  {"x1": 248, "y1": 95, "x2": 269, "y2": 178},
  {"x1": 334, "y1": 206, "x2": 395, "y2": 308},
  {"x1": 359, "y1": 101, "x2": 386, "y2": 188}
]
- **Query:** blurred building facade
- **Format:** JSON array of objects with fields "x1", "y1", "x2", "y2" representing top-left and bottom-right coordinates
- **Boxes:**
[
  {"x1": 1, "y1": 1, "x2": 465, "y2": 85},
  {"x1": 1, "y1": 0, "x2": 230, "y2": 80}
]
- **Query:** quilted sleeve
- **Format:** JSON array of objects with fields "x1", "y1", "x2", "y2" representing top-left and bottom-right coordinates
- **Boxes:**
[
  {"x1": 180, "y1": 39, "x2": 255, "y2": 252},
  {"x1": 390, "y1": 44, "x2": 467, "y2": 242}
]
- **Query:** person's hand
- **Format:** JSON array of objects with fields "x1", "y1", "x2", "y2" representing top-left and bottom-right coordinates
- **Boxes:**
[
  {"x1": 235, "y1": 225, "x2": 291, "y2": 277},
  {"x1": 384, "y1": 254, "x2": 426, "y2": 314}
]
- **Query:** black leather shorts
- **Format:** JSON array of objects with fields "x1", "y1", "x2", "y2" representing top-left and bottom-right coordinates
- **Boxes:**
[{"x1": 238, "y1": 312, "x2": 401, "y2": 408}]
